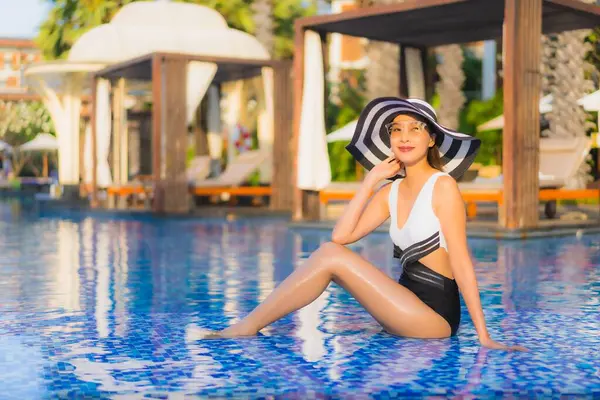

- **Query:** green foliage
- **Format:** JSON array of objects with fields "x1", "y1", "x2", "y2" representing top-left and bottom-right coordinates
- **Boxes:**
[
  {"x1": 585, "y1": 28, "x2": 600, "y2": 87},
  {"x1": 0, "y1": 100, "x2": 56, "y2": 176},
  {"x1": 0, "y1": 101, "x2": 54, "y2": 142},
  {"x1": 464, "y1": 90, "x2": 504, "y2": 166},
  {"x1": 326, "y1": 69, "x2": 367, "y2": 182},
  {"x1": 190, "y1": 0, "x2": 255, "y2": 33},
  {"x1": 429, "y1": 48, "x2": 502, "y2": 166},
  {"x1": 272, "y1": 0, "x2": 317, "y2": 59},
  {"x1": 37, "y1": 0, "x2": 317, "y2": 60},
  {"x1": 36, "y1": 0, "x2": 139, "y2": 60},
  {"x1": 462, "y1": 47, "x2": 483, "y2": 103}
]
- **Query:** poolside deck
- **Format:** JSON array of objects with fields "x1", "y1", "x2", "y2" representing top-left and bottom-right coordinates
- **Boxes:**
[
  {"x1": 30, "y1": 194, "x2": 600, "y2": 239},
  {"x1": 291, "y1": 203, "x2": 600, "y2": 239}
]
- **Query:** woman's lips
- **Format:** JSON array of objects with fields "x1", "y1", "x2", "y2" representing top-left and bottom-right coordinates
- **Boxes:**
[{"x1": 398, "y1": 146, "x2": 414, "y2": 152}]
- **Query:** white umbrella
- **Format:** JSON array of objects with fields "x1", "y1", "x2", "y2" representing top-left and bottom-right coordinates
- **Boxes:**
[
  {"x1": 20, "y1": 133, "x2": 59, "y2": 152},
  {"x1": 326, "y1": 120, "x2": 358, "y2": 142},
  {"x1": 577, "y1": 90, "x2": 600, "y2": 112},
  {"x1": 19, "y1": 133, "x2": 58, "y2": 178},
  {"x1": 477, "y1": 94, "x2": 553, "y2": 132}
]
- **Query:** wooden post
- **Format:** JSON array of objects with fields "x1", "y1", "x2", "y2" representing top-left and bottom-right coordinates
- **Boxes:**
[
  {"x1": 292, "y1": 22, "x2": 305, "y2": 220},
  {"x1": 112, "y1": 78, "x2": 122, "y2": 186},
  {"x1": 271, "y1": 62, "x2": 294, "y2": 211},
  {"x1": 90, "y1": 75, "x2": 98, "y2": 208},
  {"x1": 117, "y1": 78, "x2": 128, "y2": 184},
  {"x1": 502, "y1": 0, "x2": 542, "y2": 229},
  {"x1": 43, "y1": 153, "x2": 48, "y2": 178},
  {"x1": 153, "y1": 55, "x2": 190, "y2": 214},
  {"x1": 152, "y1": 55, "x2": 164, "y2": 212}
]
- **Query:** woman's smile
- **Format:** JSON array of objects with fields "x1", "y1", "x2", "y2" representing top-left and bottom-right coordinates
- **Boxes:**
[{"x1": 398, "y1": 146, "x2": 415, "y2": 153}]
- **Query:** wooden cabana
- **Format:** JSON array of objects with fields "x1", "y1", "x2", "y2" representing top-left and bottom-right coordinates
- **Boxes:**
[
  {"x1": 89, "y1": 52, "x2": 293, "y2": 213},
  {"x1": 293, "y1": 0, "x2": 600, "y2": 229}
]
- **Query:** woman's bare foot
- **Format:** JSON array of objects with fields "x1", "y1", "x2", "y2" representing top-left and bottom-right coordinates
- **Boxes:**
[{"x1": 202, "y1": 322, "x2": 258, "y2": 339}]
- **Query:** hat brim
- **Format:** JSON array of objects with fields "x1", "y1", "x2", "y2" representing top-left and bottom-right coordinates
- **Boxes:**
[{"x1": 346, "y1": 97, "x2": 481, "y2": 180}]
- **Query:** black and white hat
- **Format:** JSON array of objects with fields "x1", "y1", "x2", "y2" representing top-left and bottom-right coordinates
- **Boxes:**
[{"x1": 346, "y1": 97, "x2": 481, "y2": 179}]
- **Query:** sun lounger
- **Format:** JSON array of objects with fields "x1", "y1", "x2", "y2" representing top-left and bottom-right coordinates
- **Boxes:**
[
  {"x1": 458, "y1": 136, "x2": 598, "y2": 218},
  {"x1": 190, "y1": 150, "x2": 272, "y2": 200},
  {"x1": 107, "y1": 156, "x2": 212, "y2": 209}
]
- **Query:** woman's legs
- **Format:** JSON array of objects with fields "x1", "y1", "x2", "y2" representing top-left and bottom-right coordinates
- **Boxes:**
[{"x1": 214, "y1": 242, "x2": 451, "y2": 339}]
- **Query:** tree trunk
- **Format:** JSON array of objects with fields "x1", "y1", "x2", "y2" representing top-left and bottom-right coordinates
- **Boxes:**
[
  {"x1": 435, "y1": 45, "x2": 465, "y2": 130},
  {"x1": 359, "y1": 0, "x2": 401, "y2": 100},
  {"x1": 252, "y1": 0, "x2": 274, "y2": 57}
]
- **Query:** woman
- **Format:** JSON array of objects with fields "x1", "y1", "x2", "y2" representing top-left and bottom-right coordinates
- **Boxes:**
[{"x1": 210, "y1": 98, "x2": 527, "y2": 351}]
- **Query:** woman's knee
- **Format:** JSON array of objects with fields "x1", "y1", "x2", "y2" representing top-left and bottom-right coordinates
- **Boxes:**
[
  {"x1": 317, "y1": 241, "x2": 347, "y2": 258},
  {"x1": 312, "y1": 242, "x2": 350, "y2": 271}
]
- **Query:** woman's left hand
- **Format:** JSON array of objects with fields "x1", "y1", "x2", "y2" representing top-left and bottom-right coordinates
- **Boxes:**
[{"x1": 480, "y1": 336, "x2": 529, "y2": 352}]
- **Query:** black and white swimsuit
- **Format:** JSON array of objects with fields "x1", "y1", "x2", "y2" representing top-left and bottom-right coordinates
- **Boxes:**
[{"x1": 388, "y1": 171, "x2": 461, "y2": 335}]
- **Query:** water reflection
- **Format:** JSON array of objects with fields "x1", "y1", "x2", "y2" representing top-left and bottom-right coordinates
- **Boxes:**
[
  {"x1": 53, "y1": 220, "x2": 81, "y2": 311},
  {"x1": 0, "y1": 200, "x2": 598, "y2": 397}
]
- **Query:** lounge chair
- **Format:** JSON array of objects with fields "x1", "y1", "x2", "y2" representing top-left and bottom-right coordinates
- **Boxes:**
[
  {"x1": 458, "y1": 136, "x2": 599, "y2": 218},
  {"x1": 186, "y1": 155, "x2": 212, "y2": 183},
  {"x1": 106, "y1": 155, "x2": 212, "y2": 209},
  {"x1": 190, "y1": 150, "x2": 272, "y2": 199}
]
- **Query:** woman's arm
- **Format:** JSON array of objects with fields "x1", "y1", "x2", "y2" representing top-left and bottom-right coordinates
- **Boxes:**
[
  {"x1": 332, "y1": 156, "x2": 401, "y2": 245},
  {"x1": 434, "y1": 176, "x2": 527, "y2": 351},
  {"x1": 331, "y1": 179, "x2": 391, "y2": 245}
]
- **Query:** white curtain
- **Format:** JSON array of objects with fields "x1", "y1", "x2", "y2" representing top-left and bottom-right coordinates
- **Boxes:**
[
  {"x1": 257, "y1": 67, "x2": 274, "y2": 183},
  {"x1": 186, "y1": 61, "x2": 217, "y2": 124},
  {"x1": 223, "y1": 80, "x2": 244, "y2": 163},
  {"x1": 404, "y1": 47, "x2": 426, "y2": 100},
  {"x1": 84, "y1": 78, "x2": 113, "y2": 188},
  {"x1": 31, "y1": 73, "x2": 83, "y2": 185},
  {"x1": 297, "y1": 30, "x2": 331, "y2": 190},
  {"x1": 205, "y1": 85, "x2": 223, "y2": 176},
  {"x1": 83, "y1": 125, "x2": 93, "y2": 184}
]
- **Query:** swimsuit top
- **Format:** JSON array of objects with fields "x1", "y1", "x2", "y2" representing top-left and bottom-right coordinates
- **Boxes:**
[{"x1": 389, "y1": 171, "x2": 448, "y2": 266}]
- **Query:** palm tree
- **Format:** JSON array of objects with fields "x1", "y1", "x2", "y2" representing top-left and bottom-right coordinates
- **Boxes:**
[
  {"x1": 358, "y1": 0, "x2": 400, "y2": 99},
  {"x1": 251, "y1": 0, "x2": 274, "y2": 56},
  {"x1": 435, "y1": 45, "x2": 465, "y2": 130},
  {"x1": 36, "y1": 0, "x2": 138, "y2": 60},
  {"x1": 542, "y1": 0, "x2": 596, "y2": 188}
]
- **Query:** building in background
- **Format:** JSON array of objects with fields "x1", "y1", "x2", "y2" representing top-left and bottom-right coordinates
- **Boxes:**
[
  {"x1": 328, "y1": 0, "x2": 368, "y2": 88},
  {"x1": 0, "y1": 37, "x2": 40, "y2": 101}
]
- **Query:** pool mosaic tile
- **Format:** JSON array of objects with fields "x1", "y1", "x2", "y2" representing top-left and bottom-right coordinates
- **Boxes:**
[{"x1": 0, "y1": 200, "x2": 598, "y2": 398}]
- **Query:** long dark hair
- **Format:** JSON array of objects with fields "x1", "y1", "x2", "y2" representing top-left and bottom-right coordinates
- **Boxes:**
[{"x1": 427, "y1": 141, "x2": 444, "y2": 172}]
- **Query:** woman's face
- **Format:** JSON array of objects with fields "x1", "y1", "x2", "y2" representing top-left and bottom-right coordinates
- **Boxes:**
[{"x1": 388, "y1": 113, "x2": 433, "y2": 165}]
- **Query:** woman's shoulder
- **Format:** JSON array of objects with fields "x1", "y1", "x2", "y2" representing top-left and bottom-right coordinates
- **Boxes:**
[
  {"x1": 434, "y1": 172, "x2": 459, "y2": 191},
  {"x1": 432, "y1": 173, "x2": 462, "y2": 210}
]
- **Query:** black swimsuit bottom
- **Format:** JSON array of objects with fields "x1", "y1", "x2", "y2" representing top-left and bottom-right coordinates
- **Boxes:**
[{"x1": 398, "y1": 259, "x2": 461, "y2": 336}]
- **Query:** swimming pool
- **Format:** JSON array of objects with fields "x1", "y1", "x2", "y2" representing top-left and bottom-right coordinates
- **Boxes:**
[{"x1": 0, "y1": 199, "x2": 598, "y2": 398}]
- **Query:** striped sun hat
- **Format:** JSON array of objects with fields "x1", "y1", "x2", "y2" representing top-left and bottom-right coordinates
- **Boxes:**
[{"x1": 346, "y1": 97, "x2": 481, "y2": 179}]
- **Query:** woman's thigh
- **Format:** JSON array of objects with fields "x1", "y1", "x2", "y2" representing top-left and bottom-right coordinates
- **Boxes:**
[{"x1": 322, "y1": 242, "x2": 451, "y2": 339}]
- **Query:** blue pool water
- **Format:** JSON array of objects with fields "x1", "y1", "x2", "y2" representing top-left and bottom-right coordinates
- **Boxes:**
[{"x1": 0, "y1": 199, "x2": 599, "y2": 398}]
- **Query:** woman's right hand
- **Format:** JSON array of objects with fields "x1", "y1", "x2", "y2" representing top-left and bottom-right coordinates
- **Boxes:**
[
  {"x1": 480, "y1": 336, "x2": 529, "y2": 352},
  {"x1": 365, "y1": 156, "x2": 402, "y2": 185}
]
